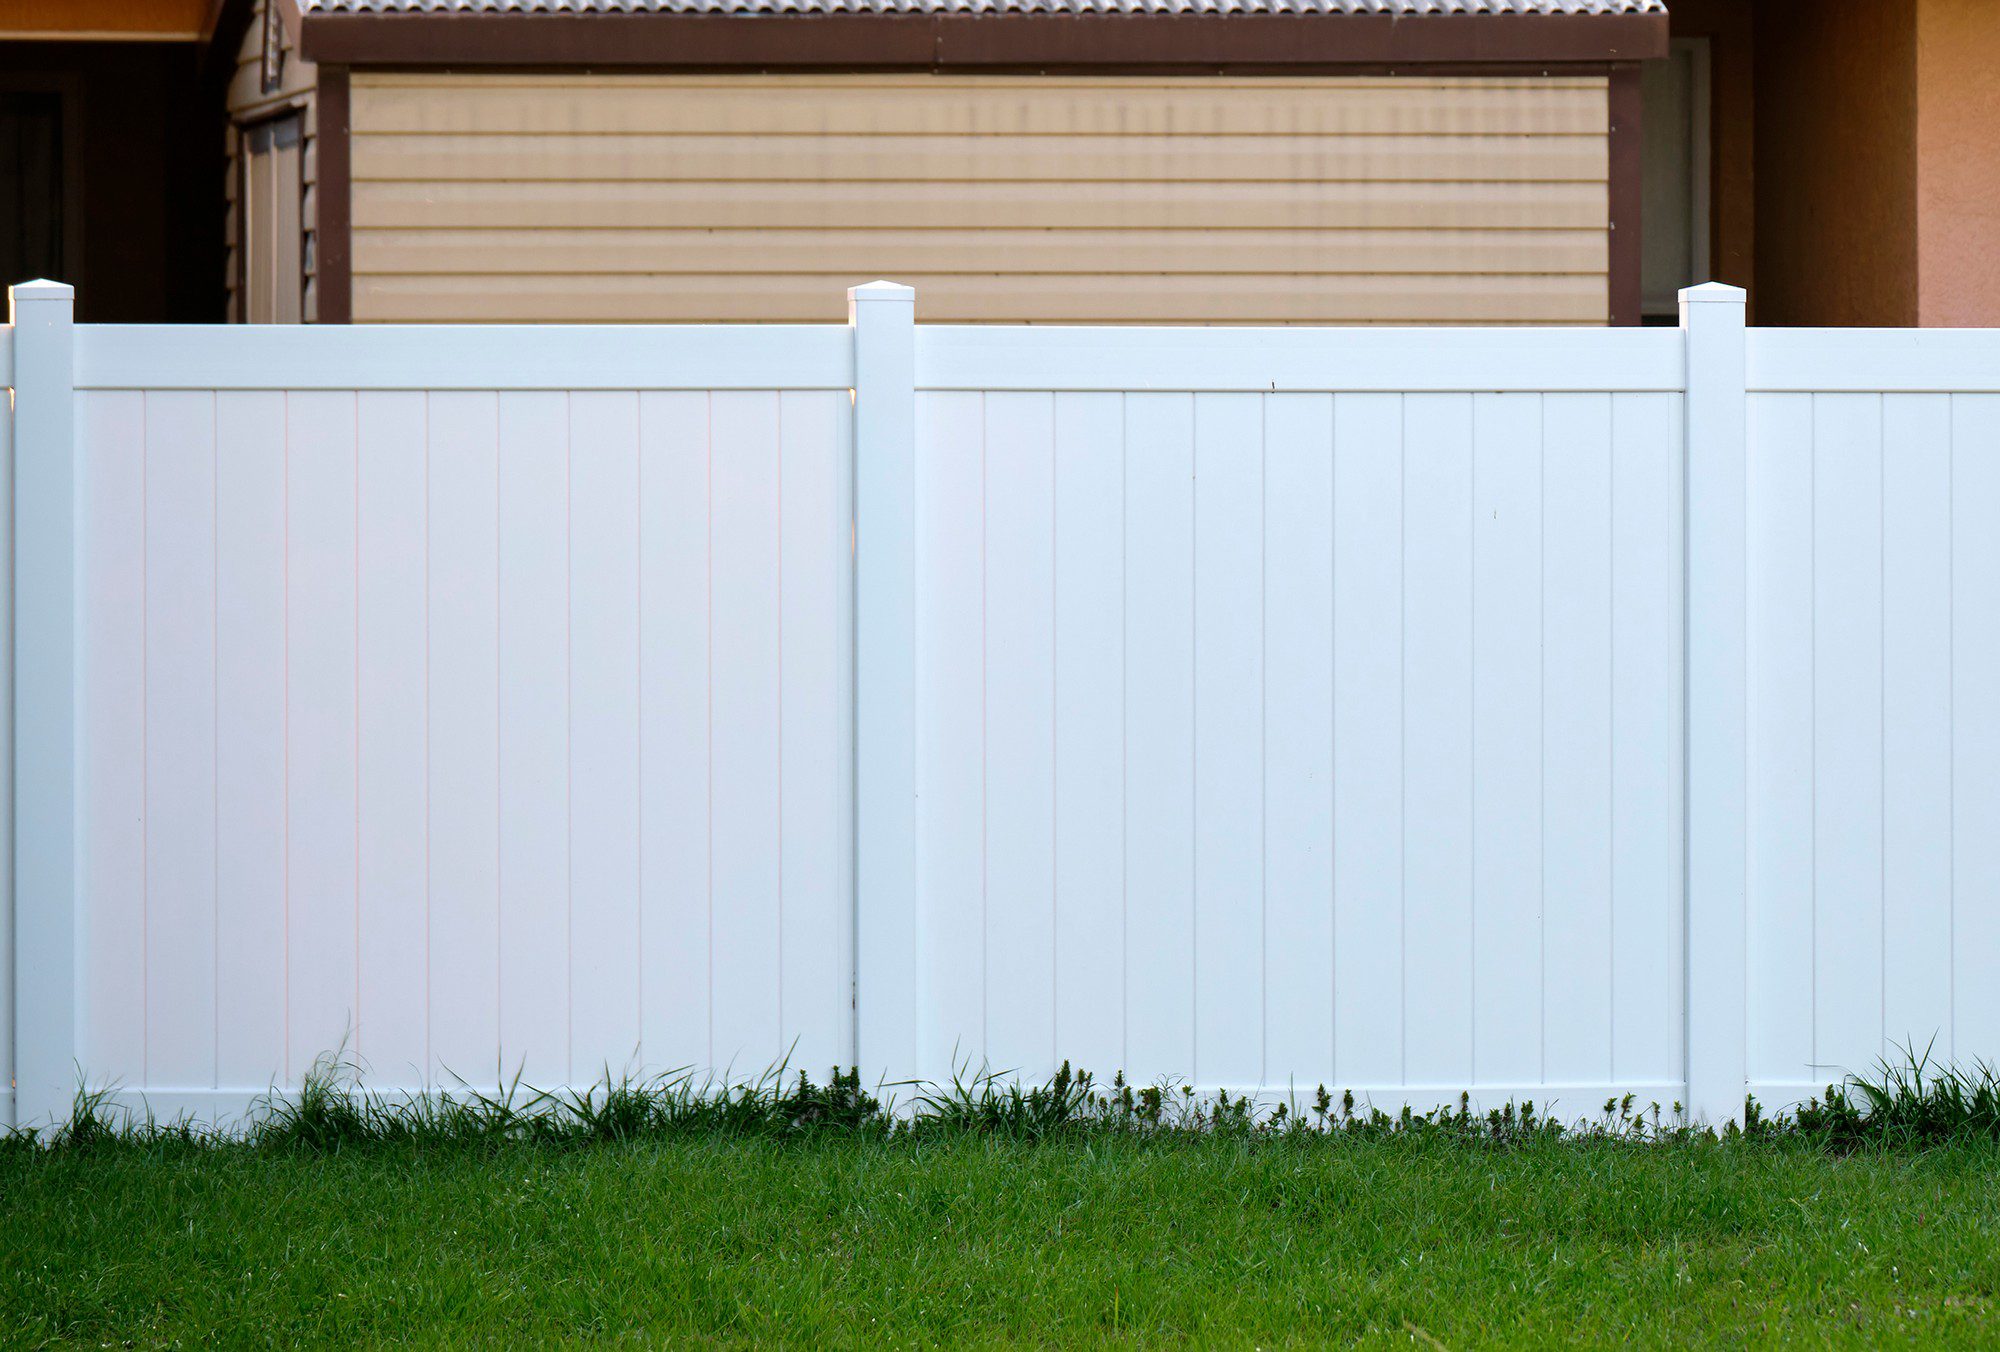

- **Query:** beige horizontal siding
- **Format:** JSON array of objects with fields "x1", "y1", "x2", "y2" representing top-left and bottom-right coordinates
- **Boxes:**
[
  {"x1": 354, "y1": 180, "x2": 1610, "y2": 232},
  {"x1": 352, "y1": 133, "x2": 1607, "y2": 185},
  {"x1": 353, "y1": 74, "x2": 1609, "y2": 138},
  {"x1": 354, "y1": 228, "x2": 1608, "y2": 277},
  {"x1": 350, "y1": 73, "x2": 1610, "y2": 325},
  {"x1": 357, "y1": 272, "x2": 1609, "y2": 325}
]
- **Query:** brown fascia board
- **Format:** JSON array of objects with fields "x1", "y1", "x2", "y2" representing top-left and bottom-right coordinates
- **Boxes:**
[
  {"x1": 317, "y1": 65, "x2": 354, "y2": 324},
  {"x1": 299, "y1": 10, "x2": 1668, "y2": 70}
]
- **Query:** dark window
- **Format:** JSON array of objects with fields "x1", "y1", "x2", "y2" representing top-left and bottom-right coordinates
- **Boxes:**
[{"x1": 1640, "y1": 38, "x2": 1713, "y2": 322}]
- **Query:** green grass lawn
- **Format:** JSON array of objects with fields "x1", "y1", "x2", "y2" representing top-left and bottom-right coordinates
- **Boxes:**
[{"x1": 5, "y1": 1130, "x2": 1998, "y2": 1346}]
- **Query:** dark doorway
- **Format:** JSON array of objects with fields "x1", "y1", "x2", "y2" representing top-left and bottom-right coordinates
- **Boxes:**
[
  {"x1": 1, "y1": 90, "x2": 67, "y2": 292},
  {"x1": 0, "y1": 42, "x2": 225, "y2": 322}
]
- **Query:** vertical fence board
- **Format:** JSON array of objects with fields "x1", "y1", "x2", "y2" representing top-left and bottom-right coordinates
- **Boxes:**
[
  {"x1": 1192, "y1": 392, "x2": 1264, "y2": 1089},
  {"x1": 1400, "y1": 392, "x2": 1473, "y2": 1090},
  {"x1": 1261, "y1": 393, "x2": 1335, "y2": 1091},
  {"x1": 915, "y1": 391, "x2": 986, "y2": 1080},
  {"x1": 1051, "y1": 392, "x2": 1126, "y2": 1076},
  {"x1": 1745, "y1": 393, "x2": 1816, "y2": 1088},
  {"x1": 983, "y1": 392, "x2": 1058, "y2": 1081},
  {"x1": 1122, "y1": 393, "x2": 1197, "y2": 1085},
  {"x1": 496, "y1": 391, "x2": 570, "y2": 1085},
  {"x1": 1540, "y1": 393, "x2": 1614, "y2": 1086},
  {"x1": 778, "y1": 390, "x2": 853, "y2": 1076},
  {"x1": 426, "y1": 391, "x2": 501, "y2": 1083},
  {"x1": 79, "y1": 391, "x2": 148, "y2": 1086},
  {"x1": 1331, "y1": 393, "x2": 1403, "y2": 1090},
  {"x1": 1952, "y1": 395, "x2": 2000, "y2": 1058},
  {"x1": 1881, "y1": 395, "x2": 1954, "y2": 1063},
  {"x1": 286, "y1": 391, "x2": 360, "y2": 1080},
  {"x1": 637, "y1": 392, "x2": 712, "y2": 1071},
  {"x1": 1470, "y1": 393, "x2": 1544, "y2": 1087},
  {"x1": 355, "y1": 391, "x2": 430, "y2": 1084},
  {"x1": 215, "y1": 392, "x2": 288, "y2": 1088},
  {"x1": 569, "y1": 392, "x2": 644, "y2": 1079},
  {"x1": 143, "y1": 391, "x2": 218, "y2": 1090},
  {"x1": 1608, "y1": 391, "x2": 1683, "y2": 1086},
  {"x1": 708, "y1": 391, "x2": 784, "y2": 1072},
  {"x1": 1812, "y1": 393, "x2": 1885, "y2": 1078}
]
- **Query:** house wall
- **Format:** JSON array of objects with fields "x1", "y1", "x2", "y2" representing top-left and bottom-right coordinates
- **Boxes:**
[
  {"x1": 1664, "y1": 0, "x2": 1753, "y2": 310},
  {"x1": 1748, "y1": 0, "x2": 2000, "y2": 329},
  {"x1": 224, "y1": 0, "x2": 317, "y2": 322},
  {"x1": 346, "y1": 72, "x2": 1614, "y2": 325},
  {"x1": 1752, "y1": 0, "x2": 1918, "y2": 327},
  {"x1": 1916, "y1": 0, "x2": 2000, "y2": 328}
]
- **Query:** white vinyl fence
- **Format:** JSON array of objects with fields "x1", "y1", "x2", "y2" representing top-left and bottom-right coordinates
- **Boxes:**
[{"x1": 5, "y1": 279, "x2": 1999, "y2": 1130}]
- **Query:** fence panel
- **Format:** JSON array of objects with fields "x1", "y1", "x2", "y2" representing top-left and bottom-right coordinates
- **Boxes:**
[
  {"x1": 16, "y1": 285, "x2": 2000, "y2": 1132},
  {"x1": 905, "y1": 328, "x2": 1689, "y2": 1109},
  {"x1": 1743, "y1": 333, "x2": 2000, "y2": 1103},
  {"x1": 57, "y1": 324, "x2": 854, "y2": 1123}
]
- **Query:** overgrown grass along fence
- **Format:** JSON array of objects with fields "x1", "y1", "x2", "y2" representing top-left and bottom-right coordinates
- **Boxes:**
[{"x1": 12, "y1": 1045, "x2": 1999, "y2": 1157}]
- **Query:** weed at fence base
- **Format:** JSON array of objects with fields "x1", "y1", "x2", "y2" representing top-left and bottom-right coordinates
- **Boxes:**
[{"x1": 11, "y1": 1044, "x2": 1999, "y2": 1154}]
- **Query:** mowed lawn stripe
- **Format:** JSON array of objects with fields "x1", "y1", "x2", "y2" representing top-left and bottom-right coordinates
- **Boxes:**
[{"x1": 4, "y1": 1135, "x2": 1998, "y2": 1346}]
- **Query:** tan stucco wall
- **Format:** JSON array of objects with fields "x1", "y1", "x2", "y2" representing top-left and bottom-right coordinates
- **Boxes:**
[
  {"x1": 1750, "y1": 0, "x2": 2000, "y2": 328},
  {"x1": 1916, "y1": 0, "x2": 2000, "y2": 327},
  {"x1": 1753, "y1": 0, "x2": 1918, "y2": 327}
]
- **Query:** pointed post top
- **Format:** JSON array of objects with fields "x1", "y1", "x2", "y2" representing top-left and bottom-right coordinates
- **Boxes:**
[
  {"x1": 10, "y1": 279, "x2": 74, "y2": 325},
  {"x1": 10, "y1": 279, "x2": 73, "y2": 300},
  {"x1": 849, "y1": 280, "x2": 915, "y2": 304},
  {"x1": 849, "y1": 281, "x2": 914, "y2": 329},
  {"x1": 1678, "y1": 282, "x2": 1746, "y2": 306}
]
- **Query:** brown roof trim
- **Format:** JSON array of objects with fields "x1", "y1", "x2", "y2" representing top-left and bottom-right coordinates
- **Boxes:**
[
  {"x1": 317, "y1": 65, "x2": 354, "y2": 323},
  {"x1": 300, "y1": 11, "x2": 1667, "y2": 69}
]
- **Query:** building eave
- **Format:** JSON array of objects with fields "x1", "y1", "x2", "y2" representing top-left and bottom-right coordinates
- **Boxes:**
[{"x1": 299, "y1": 9, "x2": 1669, "y2": 69}]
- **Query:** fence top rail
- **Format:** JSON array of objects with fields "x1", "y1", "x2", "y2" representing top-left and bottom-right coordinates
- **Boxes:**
[
  {"x1": 73, "y1": 323, "x2": 856, "y2": 392},
  {"x1": 1749, "y1": 328, "x2": 2000, "y2": 394},
  {"x1": 50, "y1": 318, "x2": 2000, "y2": 398},
  {"x1": 915, "y1": 324, "x2": 1687, "y2": 394}
]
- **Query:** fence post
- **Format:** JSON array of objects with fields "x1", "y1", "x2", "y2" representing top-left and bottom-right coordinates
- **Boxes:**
[
  {"x1": 10, "y1": 280, "x2": 77, "y2": 1132},
  {"x1": 849, "y1": 281, "x2": 918, "y2": 1090},
  {"x1": 1682, "y1": 281, "x2": 1749, "y2": 1128},
  {"x1": 0, "y1": 299, "x2": 12, "y2": 1127}
]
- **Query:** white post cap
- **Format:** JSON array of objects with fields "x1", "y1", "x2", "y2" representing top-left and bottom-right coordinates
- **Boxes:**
[
  {"x1": 9, "y1": 279, "x2": 74, "y2": 321},
  {"x1": 849, "y1": 280, "x2": 915, "y2": 302},
  {"x1": 849, "y1": 281, "x2": 915, "y2": 326},
  {"x1": 1678, "y1": 282, "x2": 1746, "y2": 305},
  {"x1": 9, "y1": 278, "x2": 73, "y2": 299}
]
